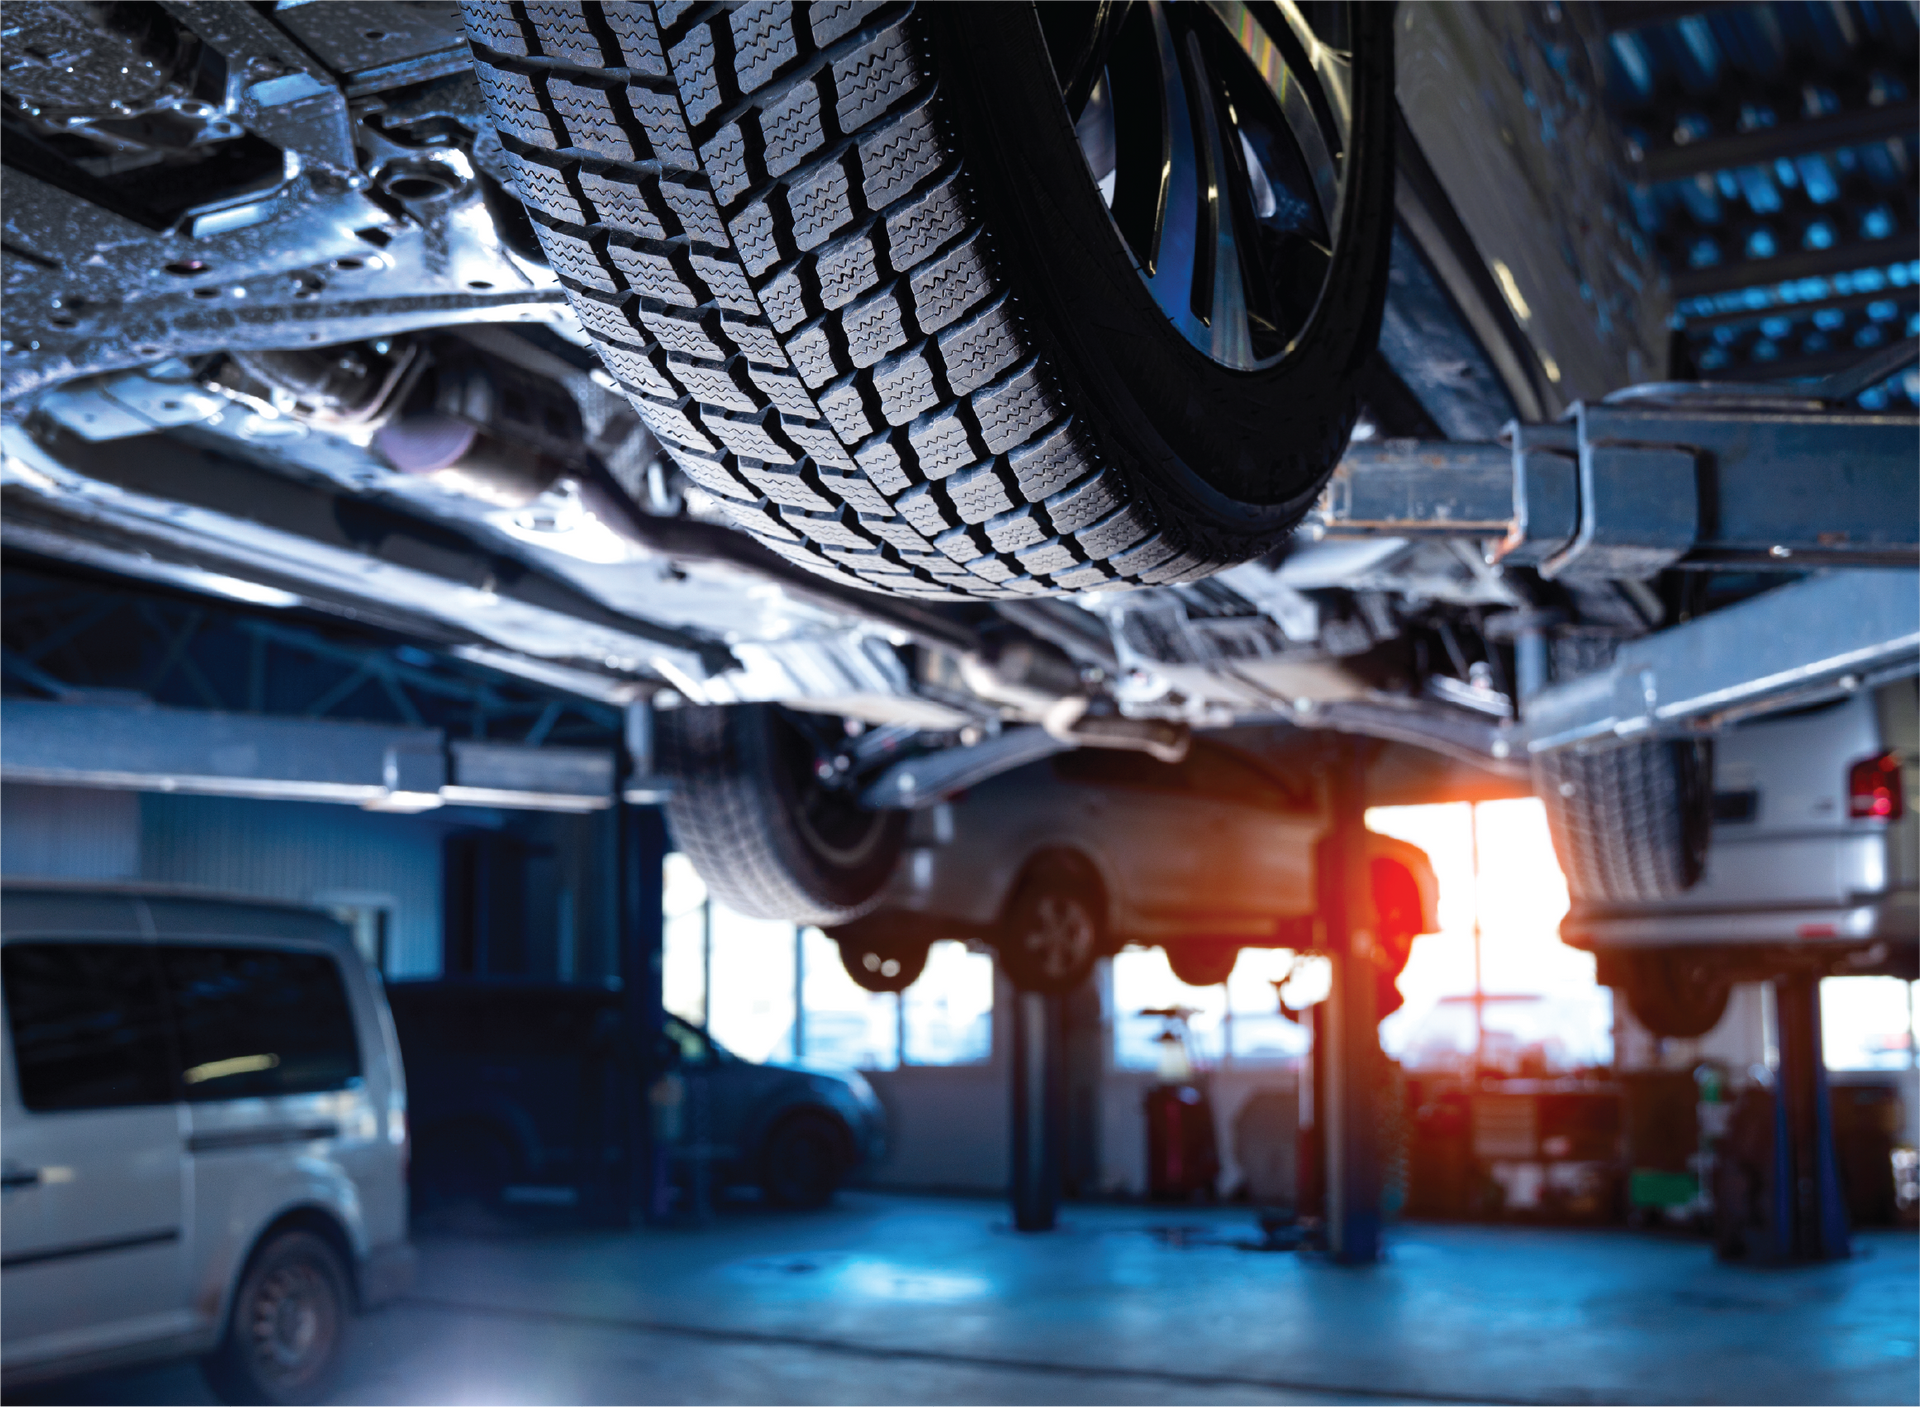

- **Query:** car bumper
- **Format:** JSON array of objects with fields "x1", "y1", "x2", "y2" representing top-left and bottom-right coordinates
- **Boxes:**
[{"x1": 1562, "y1": 890, "x2": 1918, "y2": 950}]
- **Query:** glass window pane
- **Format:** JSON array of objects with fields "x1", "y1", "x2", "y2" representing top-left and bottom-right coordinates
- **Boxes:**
[
  {"x1": 902, "y1": 943, "x2": 993, "y2": 1066},
  {"x1": 160, "y1": 946, "x2": 361, "y2": 1100},
  {"x1": 704, "y1": 904, "x2": 795, "y2": 1065},
  {"x1": 1113, "y1": 948, "x2": 1228, "y2": 1070},
  {"x1": 798, "y1": 927, "x2": 898, "y2": 1071},
  {"x1": 1225, "y1": 947, "x2": 1311, "y2": 1065},
  {"x1": 663, "y1": 1014, "x2": 714, "y2": 1067},
  {"x1": 3, "y1": 942, "x2": 175, "y2": 1111},
  {"x1": 1823, "y1": 977, "x2": 1918, "y2": 1070},
  {"x1": 662, "y1": 853, "x2": 711, "y2": 1029},
  {"x1": 1365, "y1": 800, "x2": 1602, "y2": 1065}
]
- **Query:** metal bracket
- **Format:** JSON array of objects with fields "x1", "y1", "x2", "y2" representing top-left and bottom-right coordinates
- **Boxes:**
[
  {"x1": 1513, "y1": 569, "x2": 1920, "y2": 754},
  {"x1": 1313, "y1": 364, "x2": 1919, "y2": 572}
]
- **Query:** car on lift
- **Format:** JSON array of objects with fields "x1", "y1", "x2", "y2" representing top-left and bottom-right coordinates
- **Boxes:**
[
  {"x1": 386, "y1": 978, "x2": 888, "y2": 1209},
  {"x1": 2, "y1": 2, "x2": 1912, "y2": 980},
  {"x1": 1, "y1": 883, "x2": 412, "y2": 1406},
  {"x1": 827, "y1": 729, "x2": 1440, "y2": 1006},
  {"x1": 1559, "y1": 678, "x2": 1920, "y2": 1038}
]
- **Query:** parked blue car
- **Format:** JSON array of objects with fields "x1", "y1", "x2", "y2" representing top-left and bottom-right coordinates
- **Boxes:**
[{"x1": 386, "y1": 980, "x2": 886, "y2": 1210}]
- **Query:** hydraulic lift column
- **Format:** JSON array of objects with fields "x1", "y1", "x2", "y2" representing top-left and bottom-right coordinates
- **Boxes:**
[
  {"x1": 1768, "y1": 972, "x2": 1851, "y2": 1261},
  {"x1": 618, "y1": 705, "x2": 672, "y2": 1222},
  {"x1": 1320, "y1": 736, "x2": 1383, "y2": 1263},
  {"x1": 1010, "y1": 990, "x2": 1064, "y2": 1232}
]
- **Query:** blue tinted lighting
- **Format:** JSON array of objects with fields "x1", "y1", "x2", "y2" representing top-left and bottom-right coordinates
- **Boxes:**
[
  {"x1": 1761, "y1": 316, "x2": 1793, "y2": 339},
  {"x1": 1854, "y1": 324, "x2": 1886, "y2": 348},
  {"x1": 1803, "y1": 220, "x2": 1836, "y2": 250},
  {"x1": 1813, "y1": 307, "x2": 1847, "y2": 330},
  {"x1": 1795, "y1": 155, "x2": 1840, "y2": 204},
  {"x1": 1862, "y1": 207, "x2": 1895, "y2": 240},
  {"x1": 1746, "y1": 228, "x2": 1778, "y2": 259},
  {"x1": 1867, "y1": 299, "x2": 1898, "y2": 322}
]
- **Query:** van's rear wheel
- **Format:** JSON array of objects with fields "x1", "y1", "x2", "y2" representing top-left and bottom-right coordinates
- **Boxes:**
[
  {"x1": 464, "y1": 0, "x2": 1394, "y2": 599},
  {"x1": 1537, "y1": 740, "x2": 1713, "y2": 903},
  {"x1": 201, "y1": 1230, "x2": 349, "y2": 1407}
]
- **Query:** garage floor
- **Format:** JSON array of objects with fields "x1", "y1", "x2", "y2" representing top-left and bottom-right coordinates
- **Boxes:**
[{"x1": 19, "y1": 1194, "x2": 1918, "y2": 1406}]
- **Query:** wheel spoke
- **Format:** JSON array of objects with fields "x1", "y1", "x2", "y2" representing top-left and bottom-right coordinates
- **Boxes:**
[
  {"x1": 1214, "y1": 0, "x2": 1343, "y2": 220},
  {"x1": 1134, "y1": 3, "x2": 1209, "y2": 349},
  {"x1": 1104, "y1": 4, "x2": 1169, "y2": 275},
  {"x1": 1052, "y1": 0, "x2": 1132, "y2": 121},
  {"x1": 1184, "y1": 29, "x2": 1265, "y2": 366},
  {"x1": 1080, "y1": 0, "x2": 1349, "y2": 369}
]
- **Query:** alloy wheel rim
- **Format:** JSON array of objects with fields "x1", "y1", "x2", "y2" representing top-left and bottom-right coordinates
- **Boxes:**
[
  {"x1": 1024, "y1": 894, "x2": 1096, "y2": 979},
  {"x1": 249, "y1": 1262, "x2": 333, "y2": 1382},
  {"x1": 1050, "y1": 0, "x2": 1353, "y2": 370}
]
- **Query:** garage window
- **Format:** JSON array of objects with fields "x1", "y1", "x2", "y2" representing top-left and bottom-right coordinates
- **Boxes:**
[
  {"x1": 1822, "y1": 977, "x2": 1918, "y2": 1070},
  {"x1": 662, "y1": 853, "x2": 992, "y2": 1069},
  {"x1": 159, "y1": 945, "x2": 361, "y2": 1100},
  {"x1": 2, "y1": 941, "x2": 176, "y2": 1112}
]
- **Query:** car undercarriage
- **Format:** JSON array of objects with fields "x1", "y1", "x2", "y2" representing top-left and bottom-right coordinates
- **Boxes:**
[{"x1": 4, "y1": 0, "x2": 1915, "y2": 944}]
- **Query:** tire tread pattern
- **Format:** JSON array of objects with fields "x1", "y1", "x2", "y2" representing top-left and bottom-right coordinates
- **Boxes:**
[
  {"x1": 460, "y1": 0, "x2": 1205, "y2": 600},
  {"x1": 1536, "y1": 741, "x2": 1697, "y2": 902},
  {"x1": 656, "y1": 704, "x2": 897, "y2": 925}
]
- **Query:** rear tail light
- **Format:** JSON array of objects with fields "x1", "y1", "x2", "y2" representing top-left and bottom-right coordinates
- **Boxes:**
[{"x1": 1848, "y1": 751, "x2": 1904, "y2": 821}]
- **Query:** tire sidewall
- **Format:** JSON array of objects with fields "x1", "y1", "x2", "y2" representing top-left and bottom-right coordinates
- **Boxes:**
[
  {"x1": 660, "y1": 704, "x2": 908, "y2": 924},
  {"x1": 205, "y1": 1230, "x2": 350, "y2": 1407},
  {"x1": 749, "y1": 706, "x2": 910, "y2": 916},
  {"x1": 924, "y1": 2, "x2": 1396, "y2": 546}
]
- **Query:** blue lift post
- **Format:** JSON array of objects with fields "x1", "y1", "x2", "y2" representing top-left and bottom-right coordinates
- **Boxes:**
[
  {"x1": 618, "y1": 792, "x2": 671, "y2": 1222},
  {"x1": 1010, "y1": 990, "x2": 1065, "y2": 1232},
  {"x1": 1769, "y1": 972, "x2": 1852, "y2": 1262},
  {"x1": 1322, "y1": 735, "x2": 1383, "y2": 1264}
]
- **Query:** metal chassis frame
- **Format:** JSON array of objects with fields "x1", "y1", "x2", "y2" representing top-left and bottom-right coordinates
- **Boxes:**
[{"x1": 1311, "y1": 347, "x2": 1920, "y2": 755}]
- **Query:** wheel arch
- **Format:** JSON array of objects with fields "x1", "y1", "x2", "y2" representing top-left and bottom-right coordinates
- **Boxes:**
[{"x1": 217, "y1": 1203, "x2": 361, "y2": 1331}]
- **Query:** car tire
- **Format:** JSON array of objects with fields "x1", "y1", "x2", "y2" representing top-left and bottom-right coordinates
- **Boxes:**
[
  {"x1": 201, "y1": 1230, "x2": 351, "y2": 1407},
  {"x1": 836, "y1": 933, "x2": 930, "y2": 992},
  {"x1": 1166, "y1": 939, "x2": 1239, "y2": 988},
  {"x1": 761, "y1": 1110, "x2": 847, "y2": 1207},
  {"x1": 996, "y1": 854, "x2": 1103, "y2": 994},
  {"x1": 462, "y1": 1, "x2": 1394, "y2": 600},
  {"x1": 1621, "y1": 949, "x2": 1731, "y2": 1039},
  {"x1": 1536, "y1": 740, "x2": 1712, "y2": 902},
  {"x1": 659, "y1": 703, "x2": 906, "y2": 925}
]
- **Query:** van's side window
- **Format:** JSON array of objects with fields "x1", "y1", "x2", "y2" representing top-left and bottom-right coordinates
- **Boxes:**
[
  {"x1": 2, "y1": 942, "x2": 175, "y2": 1112},
  {"x1": 159, "y1": 946, "x2": 361, "y2": 1100}
]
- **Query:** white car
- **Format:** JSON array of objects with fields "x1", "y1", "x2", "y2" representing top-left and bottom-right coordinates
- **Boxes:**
[
  {"x1": 1561, "y1": 680, "x2": 1919, "y2": 1037},
  {"x1": 829, "y1": 731, "x2": 1440, "y2": 1001},
  {"x1": 1, "y1": 883, "x2": 413, "y2": 1405}
]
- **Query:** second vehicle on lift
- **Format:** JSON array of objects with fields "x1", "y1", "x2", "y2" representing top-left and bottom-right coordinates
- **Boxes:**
[
  {"x1": 825, "y1": 729, "x2": 1439, "y2": 1002},
  {"x1": 1561, "y1": 679, "x2": 1919, "y2": 1038}
]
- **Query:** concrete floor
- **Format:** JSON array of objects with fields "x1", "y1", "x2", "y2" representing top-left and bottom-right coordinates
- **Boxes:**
[{"x1": 18, "y1": 1194, "x2": 1918, "y2": 1405}]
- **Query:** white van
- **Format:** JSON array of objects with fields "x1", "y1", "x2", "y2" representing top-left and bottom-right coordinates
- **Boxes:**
[
  {"x1": 1, "y1": 883, "x2": 412, "y2": 1404},
  {"x1": 1562, "y1": 680, "x2": 1919, "y2": 1037}
]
